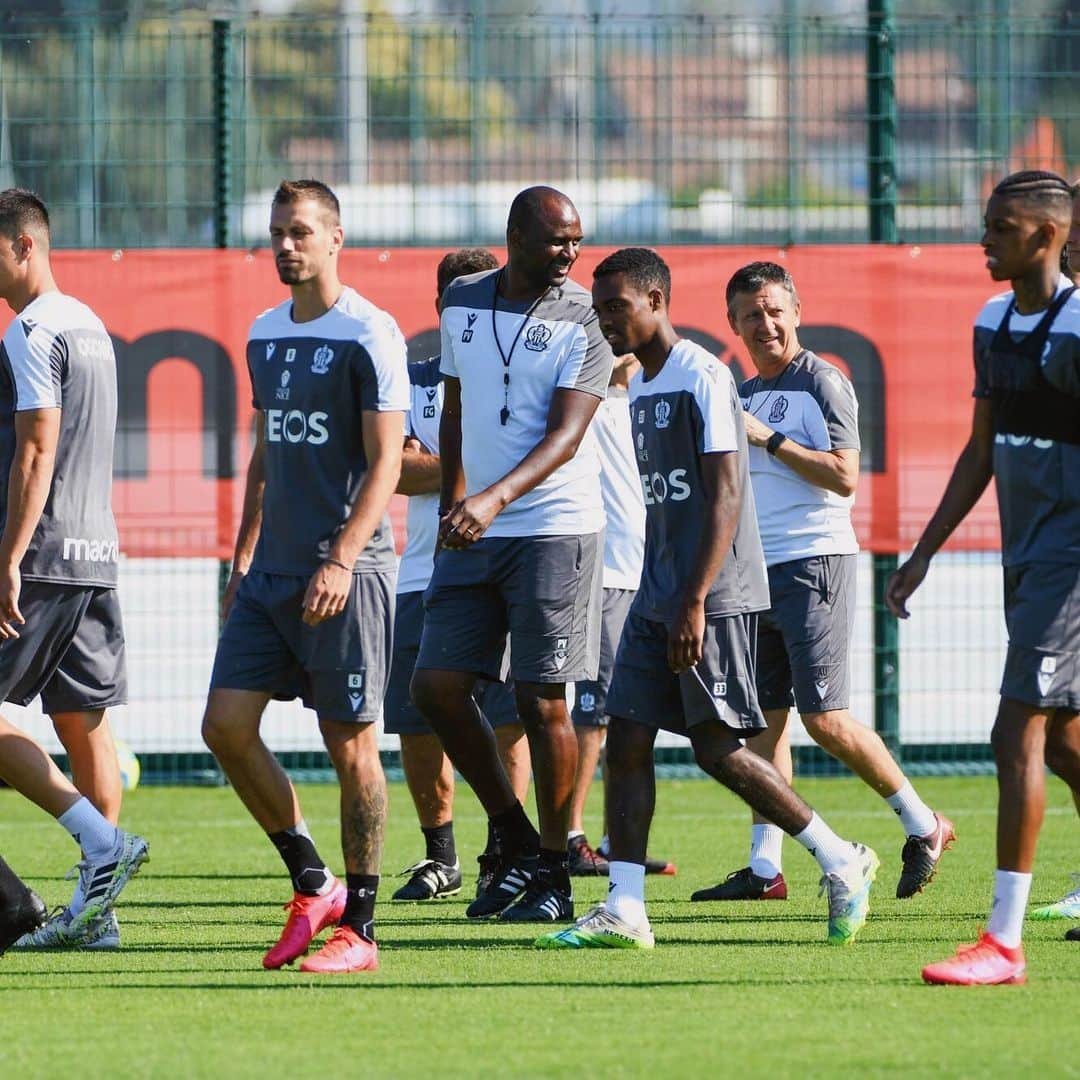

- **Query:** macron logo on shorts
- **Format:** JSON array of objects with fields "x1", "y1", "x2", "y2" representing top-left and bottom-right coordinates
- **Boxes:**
[
  {"x1": 1037, "y1": 656, "x2": 1057, "y2": 698},
  {"x1": 62, "y1": 537, "x2": 119, "y2": 563},
  {"x1": 347, "y1": 672, "x2": 365, "y2": 712},
  {"x1": 554, "y1": 637, "x2": 569, "y2": 672}
]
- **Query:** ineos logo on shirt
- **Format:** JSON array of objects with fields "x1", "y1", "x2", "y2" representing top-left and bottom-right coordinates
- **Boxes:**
[
  {"x1": 640, "y1": 468, "x2": 691, "y2": 504},
  {"x1": 266, "y1": 409, "x2": 329, "y2": 445}
]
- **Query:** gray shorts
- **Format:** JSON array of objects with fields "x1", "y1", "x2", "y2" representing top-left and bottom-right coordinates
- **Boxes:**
[
  {"x1": 0, "y1": 581, "x2": 126, "y2": 713},
  {"x1": 756, "y1": 554, "x2": 854, "y2": 714},
  {"x1": 384, "y1": 590, "x2": 519, "y2": 736},
  {"x1": 573, "y1": 587, "x2": 635, "y2": 728},
  {"x1": 210, "y1": 569, "x2": 393, "y2": 724},
  {"x1": 417, "y1": 532, "x2": 603, "y2": 685},
  {"x1": 1002, "y1": 562, "x2": 1080, "y2": 711},
  {"x1": 605, "y1": 608, "x2": 766, "y2": 736}
]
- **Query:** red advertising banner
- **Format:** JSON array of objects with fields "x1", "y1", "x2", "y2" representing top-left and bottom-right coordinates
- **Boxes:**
[{"x1": 34, "y1": 246, "x2": 1002, "y2": 559}]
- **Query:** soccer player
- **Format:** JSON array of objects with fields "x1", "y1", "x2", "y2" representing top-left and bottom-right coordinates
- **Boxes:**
[
  {"x1": 539, "y1": 247, "x2": 878, "y2": 950},
  {"x1": 887, "y1": 170, "x2": 1080, "y2": 982},
  {"x1": 0, "y1": 188, "x2": 148, "y2": 947},
  {"x1": 568, "y1": 351, "x2": 676, "y2": 879},
  {"x1": 691, "y1": 262, "x2": 952, "y2": 904},
  {"x1": 385, "y1": 246, "x2": 532, "y2": 902},
  {"x1": 411, "y1": 186, "x2": 612, "y2": 923},
  {"x1": 202, "y1": 179, "x2": 408, "y2": 974},
  {"x1": 1034, "y1": 180, "x2": 1080, "y2": 938},
  {"x1": 0, "y1": 855, "x2": 45, "y2": 955}
]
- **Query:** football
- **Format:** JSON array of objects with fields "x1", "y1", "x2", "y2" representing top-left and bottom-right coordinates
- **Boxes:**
[{"x1": 114, "y1": 740, "x2": 141, "y2": 791}]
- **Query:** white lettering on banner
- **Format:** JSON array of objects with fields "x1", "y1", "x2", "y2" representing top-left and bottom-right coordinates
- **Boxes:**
[
  {"x1": 640, "y1": 468, "x2": 691, "y2": 505},
  {"x1": 266, "y1": 409, "x2": 329, "y2": 445},
  {"x1": 63, "y1": 537, "x2": 120, "y2": 562}
]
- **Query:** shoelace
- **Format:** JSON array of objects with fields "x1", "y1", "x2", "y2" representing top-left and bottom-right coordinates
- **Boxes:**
[
  {"x1": 398, "y1": 859, "x2": 438, "y2": 877},
  {"x1": 322, "y1": 926, "x2": 357, "y2": 952},
  {"x1": 953, "y1": 934, "x2": 1001, "y2": 962},
  {"x1": 20, "y1": 906, "x2": 69, "y2": 943},
  {"x1": 282, "y1": 895, "x2": 313, "y2": 917}
]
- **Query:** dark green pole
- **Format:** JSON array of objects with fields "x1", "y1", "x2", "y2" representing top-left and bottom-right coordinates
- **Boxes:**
[
  {"x1": 213, "y1": 17, "x2": 233, "y2": 625},
  {"x1": 867, "y1": 0, "x2": 901, "y2": 759}
]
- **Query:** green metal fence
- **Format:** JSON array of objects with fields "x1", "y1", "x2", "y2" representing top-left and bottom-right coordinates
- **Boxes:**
[
  {"x1": 1, "y1": 5, "x2": 1076, "y2": 782},
  {"x1": 1, "y1": 7, "x2": 1077, "y2": 248}
]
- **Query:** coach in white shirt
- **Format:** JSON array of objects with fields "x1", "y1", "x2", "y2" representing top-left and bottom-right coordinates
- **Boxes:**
[
  {"x1": 411, "y1": 186, "x2": 613, "y2": 925},
  {"x1": 692, "y1": 261, "x2": 952, "y2": 906}
]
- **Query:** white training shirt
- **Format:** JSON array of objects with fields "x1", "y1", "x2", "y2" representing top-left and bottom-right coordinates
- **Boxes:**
[
  {"x1": 439, "y1": 269, "x2": 613, "y2": 538},
  {"x1": 594, "y1": 387, "x2": 644, "y2": 590},
  {"x1": 396, "y1": 356, "x2": 442, "y2": 594}
]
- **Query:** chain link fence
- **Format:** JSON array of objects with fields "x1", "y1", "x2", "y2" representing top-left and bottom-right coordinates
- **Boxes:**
[{"x1": 1, "y1": 8, "x2": 1077, "y2": 248}]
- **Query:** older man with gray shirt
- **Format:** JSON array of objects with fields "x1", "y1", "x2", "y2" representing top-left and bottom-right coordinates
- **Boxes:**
[{"x1": 692, "y1": 261, "x2": 952, "y2": 906}]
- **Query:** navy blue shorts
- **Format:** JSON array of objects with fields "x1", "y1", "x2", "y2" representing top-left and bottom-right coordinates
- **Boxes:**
[
  {"x1": 606, "y1": 609, "x2": 765, "y2": 736},
  {"x1": 572, "y1": 587, "x2": 635, "y2": 728},
  {"x1": 417, "y1": 533, "x2": 603, "y2": 685},
  {"x1": 385, "y1": 590, "x2": 519, "y2": 736},
  {"x1": 210, "y1": 569, "x2": 393, "y2": 724}
]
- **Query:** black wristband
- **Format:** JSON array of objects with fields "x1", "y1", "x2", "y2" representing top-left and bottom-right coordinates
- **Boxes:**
[
  {"x1": 324, "y1": 556, "x2": 351, "y2": 572},
  {"x1": 765, "y1": 431, "x2": 787, "y2": 456}
]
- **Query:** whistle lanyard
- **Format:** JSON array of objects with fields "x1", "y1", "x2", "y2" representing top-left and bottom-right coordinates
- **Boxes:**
[{"x1": 491, "y1": 269, "x2": 549, "y2": 426}]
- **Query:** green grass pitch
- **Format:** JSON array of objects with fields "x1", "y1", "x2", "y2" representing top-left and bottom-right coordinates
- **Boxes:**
[{"x1": 1, "y1": 775, "x2": 1078, "y2": 1078}]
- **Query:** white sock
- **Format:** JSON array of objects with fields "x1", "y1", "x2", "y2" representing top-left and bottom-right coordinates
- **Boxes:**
[
  {"x1": 884, "y1": 781, "x2": 937, "y2": 838},
  {"x1": 987, "y1": 869, "x2": 1032, "y2": 949},
  {"x1": 792, "y1": 813, "x2": 853, "y2": 875},
  {"x1": 749, "y1": 824, "x2": 784, "y2": 879},
  {"x1": 567, "y1": 830, "x2": 585, "y2": 842},
  {"x1": 57, "y1": 798, "x2": 118, "y2": 860},
  {"x1": 607, "y1": 860, "x2": 647, "y2": 927}
]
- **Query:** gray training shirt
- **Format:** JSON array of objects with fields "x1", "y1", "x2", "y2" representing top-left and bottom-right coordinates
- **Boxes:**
[
  {"x1": 246, "y1": 287, "x2": 410, "y2": 575},
  {"x1": 740, "y1": 349, "x2": 860, "y2": 567},
  {"x1": 628, "y1": 338, "x2": 769, "y2": 621},
  {"x1": 0, "y1": 291, "x2": 120, "y2": 587},
  {"x1": 973, "y1": 275, "x2": 1080, "y2": 567}
]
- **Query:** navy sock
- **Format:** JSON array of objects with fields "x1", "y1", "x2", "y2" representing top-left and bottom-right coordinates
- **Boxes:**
[
  {"x1": 342, "y1": 874, "x2": 379, "y2": 940},
  {"x1": 538, "y1": 848, "x2": 571, "y2": 893},
  {"x1": 490, "y1": 802, "x2": 539, "y2": 859},
  {"x1": 267, "y1": 825, "x2": 331, "y2": 896},
  {"x1": 422, "y1": 822, "x2": 457, "y2": 866},
  {"x1": 483, "y1": 819, "x2": 499, "y2": 858}
]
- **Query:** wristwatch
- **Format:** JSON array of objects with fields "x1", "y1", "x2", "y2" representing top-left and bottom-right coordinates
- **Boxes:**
[{"x1": 765, "y1": 431, "x2": 788, "y2": 456}]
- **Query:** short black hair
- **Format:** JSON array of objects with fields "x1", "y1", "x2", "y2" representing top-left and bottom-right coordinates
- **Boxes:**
[
  {"x1": 506, "y1": 185, "x2": 575, "y2": 233},
  {"x1": 725, "y1": 261, "x2": 798, "y2": 314},
  {"x1": 436, "y1": 247, "x2": 499, "y2": 297},
  {"x1": 992, "y1": 170, "x2": 1072, "y2": 223},
  {"x1": 272, "y1": 179, "x2": 341, "y2": 224},
  {"x1": 592, "y1": 247, "x2": 671, "y2": 304},
  {"x1": 0, "y1": 188, "x2": 50, "y2": 243}
]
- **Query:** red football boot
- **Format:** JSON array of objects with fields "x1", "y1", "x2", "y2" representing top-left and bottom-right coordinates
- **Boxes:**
[
  {"x1": 262, "y1": 881, "x2": 347, "y2": 970},
  {"x1": 921, "y1": 931, "x2": 1026, "y2": 986},
  {"x1": 299, "y1": 925, "x2": 379, "y2": 974}
]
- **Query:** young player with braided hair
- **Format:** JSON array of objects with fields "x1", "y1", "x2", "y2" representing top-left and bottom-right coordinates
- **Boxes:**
[{"x1": 888, "y1": 170, "x2": 1080, "y2": 982}]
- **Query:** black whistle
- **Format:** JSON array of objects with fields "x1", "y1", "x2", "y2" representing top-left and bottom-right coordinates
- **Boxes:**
[{"x1": 500, "y1": 407, "x2": 510, "y2": 426}]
